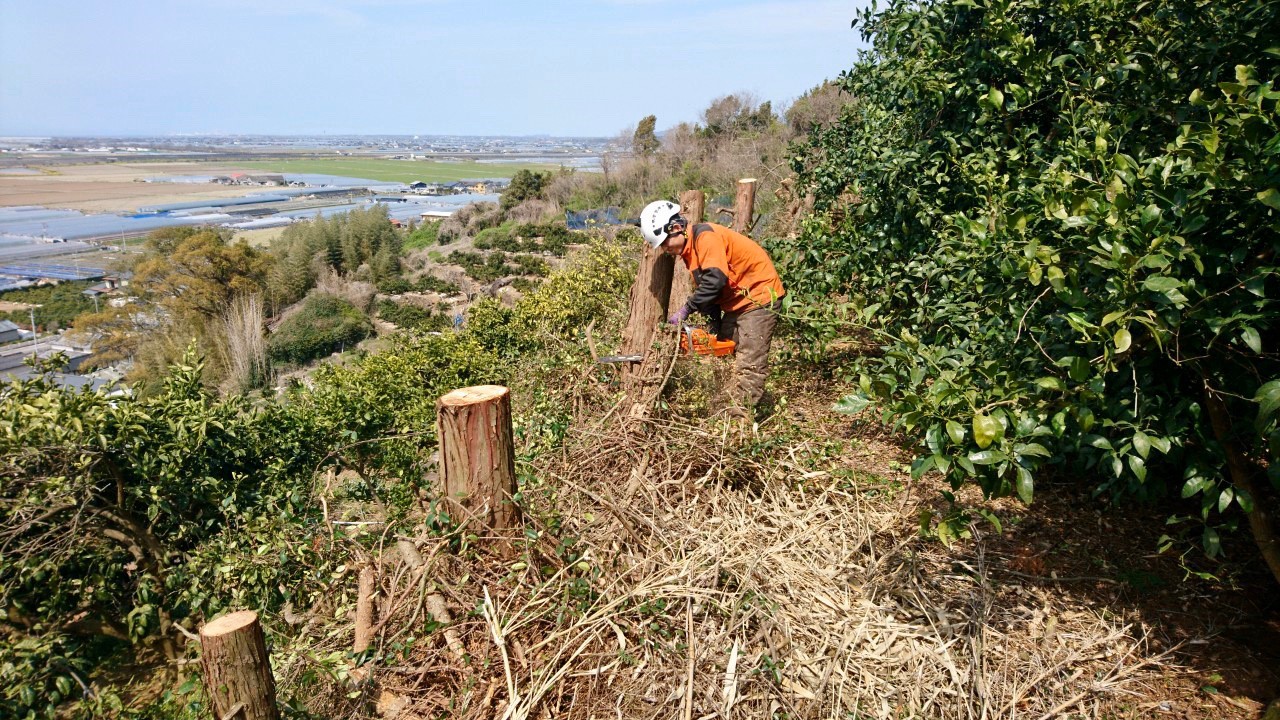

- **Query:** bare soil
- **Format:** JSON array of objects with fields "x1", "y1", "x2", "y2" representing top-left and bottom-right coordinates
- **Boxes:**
[{"x1": 0, "y1": 161, "x2": 275, "y2": 213}]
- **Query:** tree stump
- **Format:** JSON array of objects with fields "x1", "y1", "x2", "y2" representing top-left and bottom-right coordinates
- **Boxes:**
[
  {"x1": 436, "y1": 385, "x2": 519, "y2": 535},
  {"x1": 733, "y1": 178, "x2": 758, "y2": 234},
  {"x1": 620, "y1": 242, "x2": 674, "y2": 392},
  {"x1": 199, "y1": 610, "x2": 280, "y2": 720},
  {"x1": 670, "y1": 190, "x2": 705, "y2": 311}
]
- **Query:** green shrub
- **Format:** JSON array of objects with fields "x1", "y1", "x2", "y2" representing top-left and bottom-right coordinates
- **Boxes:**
[
  {"x1": 403, "y1": 220, "x2": 440, "y2": 250},
  {"x1": 377, "y1": 276, "x2": 412, "y2": 294},
  {"x1": 448, "y1": 250, "x2": 515, "y2": 283},
  {"x1": 268, "y1": 294, "x2": 372, "y2": 365},
  {"x1": 0, "y1": 354, "x2": 335, "y2": 717},
  {"x1": 413, "y1": 275, "x2": 462, "y2": 295},
  {"x1": 510, "y1": 254, "x2": 550, "y2": 277},
  {"x1": 788, "y1": 0, "x2": 1280, "y2": 571},
  {"x1": 377, "y1": 299, "x2": 450, "y2": 332}
]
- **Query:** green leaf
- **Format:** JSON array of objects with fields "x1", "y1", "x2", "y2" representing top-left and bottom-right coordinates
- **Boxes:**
[
  {"x1": 1182, "y1": 476, "x2": 1207, "y2": 498},
  {"x1": 945, "y1": 420, "x2": 966, "y2": 445},
  {"x1": 911, "y1": 454, "x2": 936, "y2": 479},
  {"x1": 919, "y1": 508, "x2": 934, "y2": 536},
  {"x1": 1255, "y1": 380, "x2": 1280, "y2": 430},
  {"x1": 1034, "y1": 376, "x2": 1066, "y2": 391},
  {"x1": 833, "y1": 393, "x2": 872, "y2": 415},
  {"x1": 976, "y1": 508, "x2": 1003, "y2": 533},
  {"x1": 1128, "y1": 455, "x2": 1147, "y2": 482},
  {"x1": 1028, "y1": 263, "x2": 1042, "y2": 286},
  {"x1": 1015, "y1": 467, "x2": 1034, "y2": 503},
  {"x1": 1133, "y1": 431, "x2": 1151, "y2": 459},
  {"x1": 1046, "y1": 265, "x2": 1065, "y2": 291},
  {"x1": 1142, "y1": 276, "x2": 1182, "y2": 292},
  {"x1": 1113, "y1": 328, "x2": 1132, "y2": 353},
  {"x1": 968, "y1": 449, "x2": 1008, "y2": 465},
  {"x1": 988, "y1": 86, "x2": 1004, "y2": 110},
  {"x1": 972, "y1": 413, "x2": 1003, "y2": 449},
  {"x1": 1067, "y1": 356, "x2": 1090, "y2": 382},
  {"x1": 1240, "y1": 326, "x2": 1262, "y2": 354},
  {"x1": 1083, "y1": 434, "x2": 1113, "y2": 450},
  {"x1": 1014, "y1": 442, "x2": 1051, "y2": 458},
  {"x1": 1203, "y1": 526, "x2": 1222, "y2": 558},
  {"x1": 1259, "y1": 188, "x2": 1280, "y2": 211},
  {"x1": 1217, "y1": 488, "x2": 1234, "y2": 513}
]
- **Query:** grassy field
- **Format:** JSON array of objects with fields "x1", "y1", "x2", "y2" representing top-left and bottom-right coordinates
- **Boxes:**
[{"x1": 238, "y1": 158, "x2": 565, "y2": 183}]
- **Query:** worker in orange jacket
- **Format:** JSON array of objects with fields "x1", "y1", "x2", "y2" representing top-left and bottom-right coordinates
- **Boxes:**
[{"x1": 640, "y1": 199, "x2": 785, "y2": 412}]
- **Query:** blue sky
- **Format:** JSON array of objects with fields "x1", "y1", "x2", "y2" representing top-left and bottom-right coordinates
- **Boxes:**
[{"x1": 0, "y1": 0, "x2": 870, "y2": 137}]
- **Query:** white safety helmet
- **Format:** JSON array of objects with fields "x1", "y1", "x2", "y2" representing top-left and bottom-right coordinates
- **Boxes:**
[{"x1": 640, "y1": 200, "x2": 683, "y2": 248}]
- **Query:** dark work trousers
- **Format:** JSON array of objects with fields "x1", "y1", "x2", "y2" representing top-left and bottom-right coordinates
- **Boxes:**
[{"x1": 718, "y1": 299, "x2": 782, "y2": 408}]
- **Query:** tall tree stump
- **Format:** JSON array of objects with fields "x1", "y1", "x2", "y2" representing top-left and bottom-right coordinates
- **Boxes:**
[
  {"x1": 620, "y1": 242, "x2": 674, "y2": 392},
  {"x1": 670, "y1": 190, "x2": 705, "y2": 311},
  {"x1": 199, "y1": 611, "x2": 280, "y2": 720},
  {"x1": 733, "y1": 178, "x2": 758, "y2": 234},
  {"x1": 436, "y1": 385, "x2": 519, "y2": 535}
]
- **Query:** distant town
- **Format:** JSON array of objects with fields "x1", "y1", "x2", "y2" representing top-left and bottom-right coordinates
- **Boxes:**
[{"x1": 0, "y1": 133, "x2": 616, "y2": 163}]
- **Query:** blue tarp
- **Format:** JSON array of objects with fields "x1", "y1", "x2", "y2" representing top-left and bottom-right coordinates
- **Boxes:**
[{"x1": 565, "y1": 207, "x2": 625, "y2": 230}]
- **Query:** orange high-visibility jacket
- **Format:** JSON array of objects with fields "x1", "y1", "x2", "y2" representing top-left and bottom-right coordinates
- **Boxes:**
[{"x1": 678, "y1": 222, "x2": 785, "y2": 315}]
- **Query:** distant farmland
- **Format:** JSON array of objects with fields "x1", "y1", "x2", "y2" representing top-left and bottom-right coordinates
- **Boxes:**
[{"x1": 238, "y1": 158, "x2": 566, "y2": 183}]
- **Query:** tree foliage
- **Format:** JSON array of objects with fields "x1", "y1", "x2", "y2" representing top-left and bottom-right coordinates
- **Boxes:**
[
  {"x1": 73, "y1": 228, "x2": 272, "y2": 384},
  {"x1": 267, "y1": 294, "x2": 373, "y2": 365},
  {"x1": 633, "y1": 114, "x2": 660, "y2": 156},
  {"x1": 267, "y1": 206, "x2": 402, "y2": 309},
  {"x1": 0, "y1": 353, "x2": 331, "y2": 717},
  {"x1": 501, "y1": 169, "x2": 551, "y2": 211},
  {"x1": 783, "y1": 0, "x2": 1280, "y2": 575}
]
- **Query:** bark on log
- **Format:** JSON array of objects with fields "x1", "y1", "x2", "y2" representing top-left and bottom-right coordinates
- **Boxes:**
[
  {"x1": 670, "y1": 190, "x2": 705, "y2": 312},
  {"x1": 732, "y1": 179, "x2": 758, "y2": 234},
  {"x1": 199, "y1": 611, "x2": 280, "y2": 720},
  {"x1": 620, "y1": 243, "x2": 674, "y2": 392},
  {"x1": 354, "y1": 564, "x2": 376, "y2": 653},
  {"x1": 436, "y1": 385, "x2": 519, "y2": 534}
]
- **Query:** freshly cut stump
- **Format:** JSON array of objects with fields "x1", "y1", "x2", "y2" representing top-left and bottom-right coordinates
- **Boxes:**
[
  {"x1": 436, "y1": 385, "x2": 519, "y2": 533},
  {"x1": 199, "y1": 610, "x2": 279, "y2": 720},
  {"x1": 733, "y1": 178, "x2": 758, "y2": 233}
]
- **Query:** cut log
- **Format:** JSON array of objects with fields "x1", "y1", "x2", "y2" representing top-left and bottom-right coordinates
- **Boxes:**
[
  {"x1": 671, "y1": 190, "x2": 705, "y2": 312},
  {"x1": 436, "y1": 385, "x2": 519, "y2": 534},
  {"x1": 354, "y1": 564, "x2": 376, "y2": 653},
  {"x1": 732, "y1": 178, "x2": 758, "y2": 234},
  {"x1": 199, "y1": 611, "x2": 280, "y2": 720}
]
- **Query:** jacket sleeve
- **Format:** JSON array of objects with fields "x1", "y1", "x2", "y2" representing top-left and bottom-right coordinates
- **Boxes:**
[{"x1": 684, "y1": 225, "x2": 728, "y2": 315}]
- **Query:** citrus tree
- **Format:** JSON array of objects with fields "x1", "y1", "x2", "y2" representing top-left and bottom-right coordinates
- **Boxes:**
[{"x1": 780, "y1": 0, "x2": 1280, "y2": 580}]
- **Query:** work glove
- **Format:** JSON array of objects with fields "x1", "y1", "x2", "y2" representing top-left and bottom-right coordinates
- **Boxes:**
[{"x1": 668, "y1": 306, "x2": 691, "y2": 326}]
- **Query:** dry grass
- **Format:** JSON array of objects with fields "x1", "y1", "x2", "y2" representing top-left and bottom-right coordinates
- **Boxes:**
[
  {"x1": 216, "y1": 293, "x2": 269, "y2": 394},
  {"x1": 281, "y1": 367, "x2": 1179, "y2": 720}
]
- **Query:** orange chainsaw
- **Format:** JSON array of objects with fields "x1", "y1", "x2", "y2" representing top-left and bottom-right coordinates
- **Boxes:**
[{"x1": 680, "y1": 326, "x2": 735, "y2": 357}]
